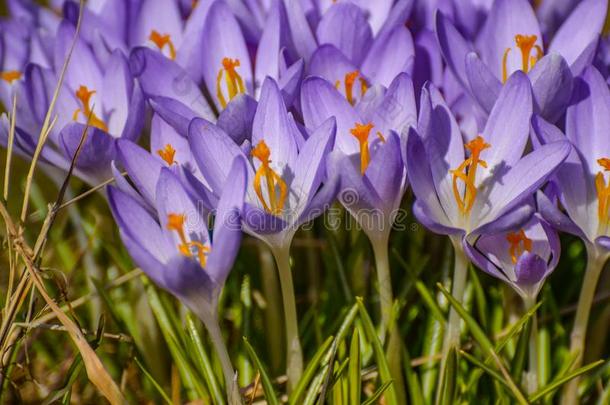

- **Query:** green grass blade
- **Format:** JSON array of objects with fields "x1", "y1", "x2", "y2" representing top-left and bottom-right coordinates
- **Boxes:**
[
  {"x1": 402, "y1": 345, "x2": 424, "y2": 405},
  {"x1": 511, "y1": 318, "x2": 531, "y2": 383},
  {"x1": 348, "y1": 328, "x2": 361, "y2": 404},
  {"x1": 414, "y1": 280, "x2": 446, "y2": 325},
  {"x1": 185, "y1": 313, "x2": 225, "y2": 405},
  {"x1": 356, "y1": 298, "x2": 398, "y2": 405},
  {"x1": 289, "y1": 335, "x2": 334, "y2": 404},
  {"x1": 362, "y1": 381, "x2": 393, "y2": 405},
  {"x1": 303, "y1": 365, "x2": 329, "y2": 405},
  {"x1": 242, "y1": 337, "x2": 280, "y2": 405},
  {"x1": 438, "y1": 347, "x2": 457, "y2": 405},
  {"x1": 529, "y1": 360, "x2": 605, "y2": 402},
  {"x1": 134, "y1": 357, "x2": 172, "y2": 405}
]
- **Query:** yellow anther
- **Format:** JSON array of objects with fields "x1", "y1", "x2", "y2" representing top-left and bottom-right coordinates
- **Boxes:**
[
  {"x1": 251, "y1": 140, "x2": 288, "y2": 215},
  {"x1": 350, "y1": 122, "x2": 374, "y2": 175},
  {"x1": 216, "y1": 57, "x2": 245, "y2": 109},
  {"x1": 501, "y1": 34, "x2": 543, "y2": 83},
  {"x1": 450, "y1": 135, "x2": 491, "y2": 215},
  {"x1": 0, "y1": 70, "x2": 21, "y2": 84},
  {"x1": 596, "y1": 158, "x2": 610, "y2": 225},
  {"x1": 157, "y1": 144, "x2": 177, "y2": 166},
  {"x1": 506, "y1": 229, "x2": 532, "y2": 264},
  {"x1": 167, "y1": 213, "x2": 210, "y2": 267},
  {"x1": 72, "y1": 85, "x2": 108, "y2": 132},
  {"x1": 376, "y1": 131, "x2": 386, "y2": 143},
  {"x1": 149, "y1": 30, "x2": 176, "y2": 60}
]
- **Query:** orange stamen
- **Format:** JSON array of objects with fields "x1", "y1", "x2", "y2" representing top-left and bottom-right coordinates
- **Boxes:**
[
  {"x1": 167, "y1": 213, "x2": 210, "y2": 267},
  {"x1": 157, "y1": 144, "x2": 177, "y2": 165},
  {"x1": 341, "y1": 70, "x2": 368, "y2": 105},
  {"x1": 350, "y1": 122, "x2": 374, "y2": 175},
  {"x1": 216, "y1": 57, "x2": 245, "y2": 109},
  {"x1": 501, "y1": 34, "x2": 543, "y2": 82},
  {"x1": 506, "y1": 229, "x2": 532, "y2": 264},
  {"x1": 0, "y1": 70, "x2": 21, "y2": 84},
  {"x1": 251, "y1": 140, "x2": 287, "y2": 215},
  {"x1": 595, "y1": 158, "x2": 610, "y2": 226},
  {"x1": 450, "y1": 136, "x2": 491, "y2": 215},
  {"x1": 149, "y1": 30, "x2": 176, "y2": 60},
  {"x1": 72, "y1": 85, "x2": 108, "y2": 132}
]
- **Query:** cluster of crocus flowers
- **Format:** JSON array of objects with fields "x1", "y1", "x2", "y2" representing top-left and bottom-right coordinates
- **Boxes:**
[{"x1": 4, "y1": 0, "x2": 610, "y2": 403}]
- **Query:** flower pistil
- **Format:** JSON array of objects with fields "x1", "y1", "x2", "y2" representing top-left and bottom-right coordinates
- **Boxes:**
[
  {"x1": 167, "y1": 213, "x2": 210, "y2": 266},
  {"x1": 216, "y1": 57, "x2": 245, "y2": 109},
  {"x1": 450, "y1": 136, "x2": 491, "y2": 215},
  {"x1": 72, "y1": 85, "x2": 108, "y2": 132},
  {"x1": 506, "y1": 229, "x2": 532, "y2": 264},
  {"x1": 149, "y1": 30, "x2": 176, "y2": 60},
  {"x1": 502, "y1": 34, "x2": 543, "y2": 83},
  {"x1": 251, "y1": 140, "x2": 288, "y2": 215}
]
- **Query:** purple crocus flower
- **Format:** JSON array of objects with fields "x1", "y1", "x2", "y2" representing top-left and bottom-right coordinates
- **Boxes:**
[
  {"x1": 108, "y1": 155, "x2": 247, "y2": 402},
  {"x1": 188, "y1": 77, "x2": 338, "y2": 390},
  {"x1": 465, "y1": 214, "x2": 560, "y2": 302},
  {"x1": 436, "y1": 0, "x2": 607, "y2": 122},
  {"x1": 406, "y1": 71, "x2": 570, "y2": 239}
]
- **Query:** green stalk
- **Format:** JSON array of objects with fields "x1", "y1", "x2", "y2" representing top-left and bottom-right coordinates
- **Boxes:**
[
  {"x1": 270, "y1": 245, "x2": 303, "y2": 392},
  {"x1": 524, "y1": 297, "x2": 539, "y2": 394},
  {"x1": 436, "y1": 238, "x2": 469, "y2": 401},
  {"x1": 562, "y1": 244, "x2": 607, "y2": 405}
]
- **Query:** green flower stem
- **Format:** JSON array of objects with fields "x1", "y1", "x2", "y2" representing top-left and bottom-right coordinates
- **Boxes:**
[
  {"x1": 562, "y1": 244, "x2": 607, "y2": 405},
  {"x1": 201, "y1": 313, "x2": 243, "y2": 405},
  {"x1": 524, "y1": 297, "x2": 539, "y2": 394},
  {"x1": 437, "y1": 238, "x2": 469, "y2": 398},
  {"x1": 271, "y1": 245, "x2": 304, "y2": 392}
]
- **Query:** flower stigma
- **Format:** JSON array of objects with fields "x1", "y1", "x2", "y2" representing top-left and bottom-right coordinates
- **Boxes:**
[
  {"x1": 157, "y1": 144, "x2": 177, "y2": 165},
  {"x1": 167, "y1": 213, "x2": 210, "y2": 266},
  {"x1": 450, "y1": 136, "x2": 491, "y2": 215},
  {"x1": 72, "y1": 85, "x2": 108, "y2": 132},
  {"x1": 251, "y1": 140, "x2": 288, "y2": 215},
  {"x1": 216, "y1": 57, "x2": 245, "y2": 109},
  {"x1": 502, "y1": 34, "x2": 542, "y2": 83},
  {"x1": 506, "y1": 229, "x2": 532, "y2": 264},
  {"x1": 0, "y1": 70, "x2": 22, "y2": 84},
  {"x1": 335, "y1": 70, "x2": 368, "y2": 105},
  {"x1": 149, "y1": 30, "x2": 176, "y2": 60},
  {"x1": 595, "y1": 158, "x2": 610, "y2": 229}
]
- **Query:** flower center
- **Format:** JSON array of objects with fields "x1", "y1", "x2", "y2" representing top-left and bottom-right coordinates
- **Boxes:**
[
  {"x1": 350, "y1": 122, "x2": 374, "y2": 175},
  {"x1": 506, "y1": 229, "x2": 532, "y2": 264},
  {"x1": 166, "y1": 213, "x2": 210, "y2": 266},
  {"x1": 0, "y1": 70, "x2": 21, "y2": 84},
  {"x1": 335, "y1": 70, "x2": 368, "y2": 105},
  {"x1": 72, "y1": 85, "x2": 108, "y2": 132},
  {"x1": 502, "y1": 34, "x2": 543, "y2": 83},
  {"x1": 595, "y1": 158, "x2": 610, "y2": 227},
  {"x1": 149, "y1": 30, "x2": 176, "y2": 60},
  {"x1": 157, "y1": 144, "x2": 177, "y2": 166},
  {"x1": 450, "y1": 136, "x2": 491, "y2": 215},
  {"x1": 251, "y1": 140, "x2": 288, "y2": 215},
  {"x1": 216, "y1": 57, "x2": 245, "y2": 109}
]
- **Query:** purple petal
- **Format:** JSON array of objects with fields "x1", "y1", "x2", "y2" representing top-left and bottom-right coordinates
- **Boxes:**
[
  {"x1": 149, "y1": 95, "x2": 200, "y2": 138},
  {"x1": 369, "y1": 73, "x2": 417, "y2": 139},
  {"x1": 117, "y1": 139, "x2": 164, "y2": 204},
  {"x1": 315, "y1": 3, "x2": 372, "y2": 66},
  {"x1": 278, "y1": 59, "x2": 304, "y2": 108},
  {"x1": 360, "y1": 26, "x2": 414, "y2": 87},
  {"x1": 548, "y1": 0, "x2": 607, "y2": 67},
  {"x1": 465, "y1": 52, "x2": 502, "y2": 114},
  {"x1": 413, "y1": 199, "x2": 464, "y2": 236},
  {"x1": 59, "y1": 123, "x2": 115, "y2": 180},
  {"x1": 309, "y1": 44, "x2": 359, "y2": 86},
  {"x1": 515, "y1": 252, "x2": 548, "y2": 285},
  {"x1": 365, "y1": 131, "x2": 405, "y2": 208},
  {"x1": 536, "y1": 189, "x2": 587, "y2": 239},
  {"x1": 217, "y1": 94, "x2": 257, "y2": 145},
  {"x1": 435, "y1": 11, "x2": 474, "y2": 87},
  {"x1": 243, "y1": 203, "x2": 288, "y2": 235},
  {"x1": 471, "y1": 204, "x2": 534, "y2": 236},
  {"x1": 528, "y1": 53, "x2": 573, "y2": 123},
  {"x1": 282, "y1": 0, "x2": 317, "y2": 61}
]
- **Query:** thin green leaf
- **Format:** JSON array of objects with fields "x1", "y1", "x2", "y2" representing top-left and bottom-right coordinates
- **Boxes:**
[
  {"x1": 529, "y1": 360, "x2": 605, "y2": 402},
  {"x1": 402, "y1": 345, "x2": 424, "y2": 405},
  {"x1": 414, "y1": 280, "x2": 446, "y2": 325},
  {"x1": 134, "y1": 357, "x2": 172, "y2": 405},
  {"x1": 289, "y1": 335, "x2": 334, "y2": 404},
  {"x1": 303, "y1": 365, "x2": 329, "y2": 405},
  {"x1": 185, "y1": 313, "x2": 225, "y2": 405},
  {"x1": 242, "y1": 337, "x2": 280, "y2": 405},
  {"x1": 362, "y1": 381, "x2": 393, "y2": 405},
  {"x1": 468, "y1": 266, "x2": 488, "y2": 330},
  {"x1": 511, "y1": 318, "x2": 532, "y2": 383},
  {"x1": 348, "y1": 328, "x2": 361, "y2": 404},
  {"x1": 356, "y1": 298, "x2": 398, "y2": 405}
]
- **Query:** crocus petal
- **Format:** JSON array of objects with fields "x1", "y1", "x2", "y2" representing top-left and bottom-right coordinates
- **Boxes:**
[
  {"x1": 548, "y1": 0, "x2": 607, "y2": 67},
  {"x1": 350, "y1": 0, "x2": 393, "y2": 34},
  {"x1": 117, "y1": 139, "x2": 164, "y2": 204},
  {"x1": 365, "y1": 131, "x2": 404, "y2": 209},
  {"x1": 361, "y1": 26, "x2": 415, "y2": 87},
  {"x1": 282, "y1": 0, "x2": 317, "y2": 61},
  {"x1": 130, "y1": 47, "x2": 215, "y2": 121},
  {"x1": 188, "y1": 118, "x2": 248, "y2": 196},
  {"x1": 176, "y1": 0, "x2": 213, "y2": 83},
  {"x1": 100, "y1": 50, "x2": 132, "y2": 136},
  {"x1": 528, "y1": 53, "x2": 573, "y2": 123},
  {"x1": 149, "y1": 96, "x2": 200, "y2": 138},
  {"x1": 514, "y1": 252, "x2": 548, "y2": 286},
  {"x1": 217, "y1": 94, "x2": 257, "y2": 145},
  {"x1": 413, "y1": 199, "x2": 464, "y2": 236},
  {"x1": 471, "y1": 203, "x2": 534, "y2": 237},
  {"x1": 476, "y1": 0, "x2": 542, "y2": 80},
  {"x1": 301, "y1": 76, "x2": 361, "y2": 154},
  {"x1": 202, "y1": 0, "x2": 253, "y2": 109},
  {"x1": 151, "y1": 115, "x2": 195, "y2": 171},
  {"x1": 59, "y1": 123, "x2": 115, "y2": 180},
  {"x1": 130, "y1": 0, "x2": 183, "y2": 47},
  {"x1": 368, "y1": 73, "x2": 417, "y2": 139},
  {"x1": 465, "y1": 52, "x2": 502, "y2": 114},
  {"x1": 207, "y1": 156, "x2": 247, "y2": 284},
  {"x1": 107, "y1": 186, "x2": 171, "y2": 268},
  {"x1": 569, "y1": 38, "x2": 599, "y2": 76},
  {"x1": 278, "y1": 59, "x2": 304, "y2": 108},
  {"x1": 121, "y1": 81, "x2": 145, "y2": 142},
  {"x1": 252, "y1": 78, "x2": 299, "y2": 171},
  {"x1": 475, "y1": 141, "x2": 571, "y2": 229},
  {"x1": 463, "y1": 236, "x2": 510, "y2": 282},
  {"x1": 111, "y1": 161, "x2": 150, "y2": 212},
  {"x1": 435, "y1": 11, "x2": 474, "y2": 87},
  {"x1": 595, "y1": 236, "x2": 610, "y2": 251},
  {"x1": 481, "y1": 71, "x2": 532, "y2": 175},
  {"x1": 566, "y1": 66, "x2": 610, "y2": 175},
  {"x1": 536, "y1": 189, "x2": 587, "y2": 239},
  {"x1": 291, "y1": 117, "x2": 336, "y2": 215},
  {"x1": 309, "y1": 44, "x2": 359, "y2": 86},
  {"x1": 243, "y1": 203, "x2": 288, "y2": 235},
  {"x1": 316, "y1": 3, "x2": 372, "y2": 66},
  {"x1": 161, "y1": 255, "x2": 218, "y2": 309},
  {"x1": 377, "y1": 0, "x2": 415, "y2": 37},
  {"x1": 297, "y1": 151, "x2": 342, "y2": 226}
]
